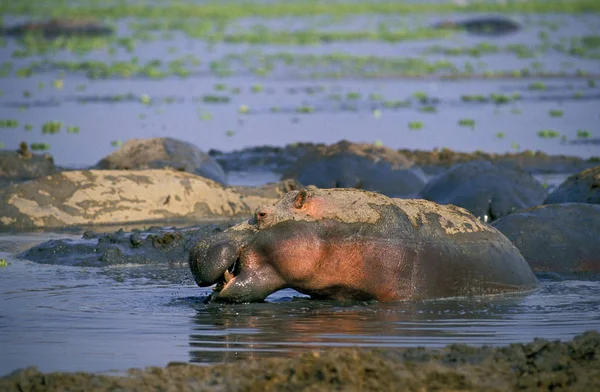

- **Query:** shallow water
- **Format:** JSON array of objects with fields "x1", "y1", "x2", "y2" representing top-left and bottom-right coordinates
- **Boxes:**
[{"x1": 1, "y1": 233, "x2": 599, "y2": 375}]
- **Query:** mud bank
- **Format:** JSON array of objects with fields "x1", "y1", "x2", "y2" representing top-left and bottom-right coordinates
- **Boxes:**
[{"x1": 2, "y1": 331, "x2": 598, "y2": 391}]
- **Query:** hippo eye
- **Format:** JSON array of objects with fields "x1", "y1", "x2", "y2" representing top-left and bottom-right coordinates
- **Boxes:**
[
  {"x1": 294, "y1": 189, "x2": 308, "y2": 209},
  {"x1": 257, "y1": 211, "x2": 267, "y2": 219}
]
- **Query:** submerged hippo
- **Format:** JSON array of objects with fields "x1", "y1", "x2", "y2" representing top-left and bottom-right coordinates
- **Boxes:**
[{"x1": 189, "y1": 189, "x2": 537, "y2": 303}]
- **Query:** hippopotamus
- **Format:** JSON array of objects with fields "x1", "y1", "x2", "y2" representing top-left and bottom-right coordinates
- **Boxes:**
[{"x1": 189, "y1": 189, "x2": 538, "y2": 303}]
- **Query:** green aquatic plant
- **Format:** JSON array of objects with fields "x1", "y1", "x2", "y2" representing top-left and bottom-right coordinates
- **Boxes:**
[
  {"x1": 373, "y1": 109, "x2": 382, "y2": 118},
  {"x1": 373, "y1": 140, "x2": 384, "y2": 147},
  {"x1": 458, "y1": 118, "x2": 475, "y2": 129},
  {"x1": 549, "y1": 109, "x2": 563, "y2": 117},
  {"x1": 419, "y1": 106, "x2": 437, "y2": 113},
  {"x1": 226, "y1": 130, "x2": 235, "y2": 137},
  {"x1": 383, "y1": 100, "x2": 410, "y2": 108},
  {"x1": 203, "y1": 95, "x2": 230, "y2": 103},
  {"x1": 0, "y1": 119, "x2": 19, "y2": 128},
  {"x1": 30, "y1": 142, "x2": 50, "y2": 151},
  {"x1": 511, "y1": 142, "x2": 520, "y2": 151},
  {"x1": 270, "y1": 106, "x2": 281, "y2": 112},
  {"x1": 346, "y1": 92, "x2": 361, "y2": 100},
  {"x1": 528, "y1": 81, "x2": 546, "y2": 90},
  {"x1": 537, "y1": 129, "x2": 560, "y2": 138},
  {"x1": 412, "y1": 91, "x2": 428, "y2": 102},
  {"x1": 577, "y1": 129, "x2": 592, "y2": 138},
  {"x1": 24, "y1": 124, "x2": 32, "y2": 131},
  {"x1": 42, "y1": 121, "x2": 62, "y2": 134},
  {"x1": 140, "y1": 94, "x2": 151, "y2": 105},
  {"x1": 408, "y1": 121, "x2": 423, "y2": 130},
  {"x1": 52, "y1": 79, "x2": 64, "y2": 90},
  {"x1": 496, "y1": 132, "x2": 505, "y2": 139},
  {"x1": 296, "y1": 105, "x2": 315, "y2": 114},
  {"x1": 214, "y1": 83, "x2": 227, "y2": 91},
  {"x1": 200, "y1": 112, "x2": 213, "y2": 121},
  {"x1": 238, "y1": 104, "x2": 250, "y2": 114},
  {"x1": 251, "y1": 84, "x2": 264, "y2": 93},
  {"x1": 66, "y1": 126, "x2": 80, "y2": 134}
]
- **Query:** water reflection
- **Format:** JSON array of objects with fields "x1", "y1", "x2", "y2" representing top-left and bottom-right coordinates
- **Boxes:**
[{"x1": 187, "y1": 276, "x2": 600, "y2": 364}]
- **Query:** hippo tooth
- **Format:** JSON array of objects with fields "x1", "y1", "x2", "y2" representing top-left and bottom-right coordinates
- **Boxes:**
[{"x1": 224, "y1": 270, "x2": 233, "y2": 283}]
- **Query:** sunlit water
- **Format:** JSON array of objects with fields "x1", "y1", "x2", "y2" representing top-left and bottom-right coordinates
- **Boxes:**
[{"x1": 1, "y1": 233, "x2": 599, "y2": 375}]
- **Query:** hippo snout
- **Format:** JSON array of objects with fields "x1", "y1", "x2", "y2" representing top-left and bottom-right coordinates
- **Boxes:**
[{"x1": 189, "y1": 233, "x2": 241, "y2": 287}]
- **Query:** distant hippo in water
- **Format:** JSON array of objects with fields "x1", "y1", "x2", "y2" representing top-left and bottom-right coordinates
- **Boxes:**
[
  {"x1": 434, "y1": 16, "x2": 520, "y2": 36},
  {"x1": 189, "y1": 189, "x2": 537, "y2": 303},
  {"x1": 2, "y1": 18, "x2": 113, "y2": 38}
]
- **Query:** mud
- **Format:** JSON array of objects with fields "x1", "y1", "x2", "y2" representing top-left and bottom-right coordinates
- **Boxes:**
[
  {"x1": 94, "y1": 137, "x2": 227, "y2": 184},
  {"x1": 2, "y1": 330, "x2": 598, "y2": 391},
  {"x1": 418, "y1": 161, "x2": 547, "y2": 222},
  {"x1": 545, "y1": 165, "x2": 600, "y2": 205}
]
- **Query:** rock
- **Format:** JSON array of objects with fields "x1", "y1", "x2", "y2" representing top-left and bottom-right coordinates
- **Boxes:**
[
  {"x1": 95, "y1": 138, "x2": 227, "y2": 184},
  {"x1": 281, "y1": 141, "x2": 427, "y2": 197},
  {"x1": 0, "y1": 144, "x2": 58, "y2": 188},
  {"x1": 1, "y1": 18, "x2": 113, "y2": 38},
  {"x1": 2, "y1": 331, "x2": 599, "y2": 391},
  {"x1": 0, "y1": 169, "x2": 251, "y2": 231},
  {"x1": 545, "y1": 165, "x2": 600, "y2": 205},
  {"x1": 418, "y1": 161, "x2": 547, "y2": 222},
  {"x1": 492, "y1": 203, "x2": 600, "y2": 272}
]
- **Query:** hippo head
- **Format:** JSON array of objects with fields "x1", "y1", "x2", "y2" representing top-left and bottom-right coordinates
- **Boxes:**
[{"x1": 189, "y1": 189, "x2": 328, "y2": 303}]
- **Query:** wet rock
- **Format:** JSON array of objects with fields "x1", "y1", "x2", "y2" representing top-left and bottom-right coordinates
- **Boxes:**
[
  {"x1": 95, "y1": 137, "x2": 227, "y2": 184},
  {"x1": 492, "y1": 203, "x2": 600, "y2": 272},
  {"x1": 231, "y1": 179, "x2": 303, "y2": 211},
  {"x1": 282, "y1": 141, "x2": 427, "y2": 197},
  {"x1": 2, "y1": 331, "x2": 598, "y2": 391},
  {"x1": 20, "y1": 224, "x2": 234, "y2": 267},
  {"x1": 1, "y1": 18, "x2": 113, "y2": 38},
  {"x1": 0, "y1": 169, "x2": 252, "y2": 231},
  {"x1": 545, "y1": 165, "x2": 600, "y2": 205},
  {"x1": 418, "y1": 161, "x2": 547, "y2": 222},
  {"x1": 0, "y1": 143, "x2": 58, "y2": 188},
  {"x1": 433, "y1": 16, "x2": 521, "y2": 36}
]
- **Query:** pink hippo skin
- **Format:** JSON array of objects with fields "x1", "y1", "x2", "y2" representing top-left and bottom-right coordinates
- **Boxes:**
[{"x1": 189, "y1": 188, "x2": 538, "y2": 303}]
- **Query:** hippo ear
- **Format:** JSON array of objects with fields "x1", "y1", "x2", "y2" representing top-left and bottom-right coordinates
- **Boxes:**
[{"x1": 294, "y1": 189, "x2": 309, "y2": 209}]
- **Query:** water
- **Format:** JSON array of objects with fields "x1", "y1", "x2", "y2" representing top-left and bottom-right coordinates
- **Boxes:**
[
  {"x1": 1, "y1": 234, "x2": 599, "y2": 375},
  {"x1": 0, "y1": 13, "x2": 599, "y2": 167}
]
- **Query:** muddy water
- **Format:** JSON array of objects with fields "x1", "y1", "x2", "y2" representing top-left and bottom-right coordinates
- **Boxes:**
[{"x1": 1, "y1": 232, "x2": 599, "y2": 375}]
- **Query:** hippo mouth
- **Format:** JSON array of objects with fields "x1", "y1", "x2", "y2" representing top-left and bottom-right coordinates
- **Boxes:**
[{"x1": 212, "y1": 258, "x2": 240, "y2": 293}]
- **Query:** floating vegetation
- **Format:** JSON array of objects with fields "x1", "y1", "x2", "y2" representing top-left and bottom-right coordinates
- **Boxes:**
[
  {"x1": 238, "y1": 104, "x2": 250, "y2": 114},
  {"x1": 202, "y1": 95, "x2": 230, "y2": 104},
  {"x1": 369, "y1": 93, "x2": 384, "y2": 101},
  {"x1": 225, "y1": 130, "x2": 235, "y2": 137},
  {"x1": 549, "y1": 109, "x2": 563, "y2": 117},
  {"x1": 461, "y1": 94, "x2": 487, "y2": 103},
  {"x1": 251, "y1": 84, "x2": 264, "y2": 93},
  {"x1": 418, "y1": 105, "x2": 437, "y2": 113},
  {"x1": 346, "y1": 92, "x2": 361, "y2": 100},
  {"x1": 373, "y1": 140, "x2": 384, "y2": 147},
  {"x1": 30, "y1": 142, "x2": 50, "y2": 151},
  {"x1": 412, "y1": 91, "x2": 428, "y2": 102},
  {"x1": 0, "y1": 142, "x2": 4, "y2": 149},
  {"x1": 537, "y1": 129, "x2": 560, "y2": 138},
  {"x1": 66, "y1": 126, "x2": 80, "y2": 133},
  {"x1": 42, "y1": 121, "x2": 62, "y2": 134},
  {"x1": 496, "y1": 132, "x2": 505, "y2": 139},
  {"x1": 296, "y1": 105, "x2": 315, "y2": 114},
  {"x1": 24, "y1": 124, "x2": 33, "y2": 131},
  {"x1": 383, "y1": 100, "x2": 411, "y2": 108},
  {"x1": 52, "y1": 79, "x2": 64, "y2": 90},
  {"x1": 200, "y1": 112, "x2": 213, "y2": 121},
  {"x1": 270, "y1": 106, "x2": 281, "y2": 112},
  {"x1": 577, "y1": 129, "x2": 592, "y2": 138},
  {"x1": 140, "y1": 94, "x2": 151, "y2": 105},
  {"x1": 111, "y1": 140, "x2": 122, "y2": 147},
  {"x1": 214, "y1": 83, "x2": 227, "y2": 91},
  {"x1": 0, "y1": 119, "x2": 19, "y2": 128},
  {"x1": 373, "y1": 109, "x2": 382, "y2": 118},
  {"x1": 528, "y1": 81, "x2": 546, "y2": 90},
  {"x1": 408, "y1": 121, "x2": 423, "y2": 130},
  {"x1": 458, "y1": 118, "x2": 476, "y2": 129},
  {"x1": 511, "y1": 142, "x2": 520, "y2": 151}
]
